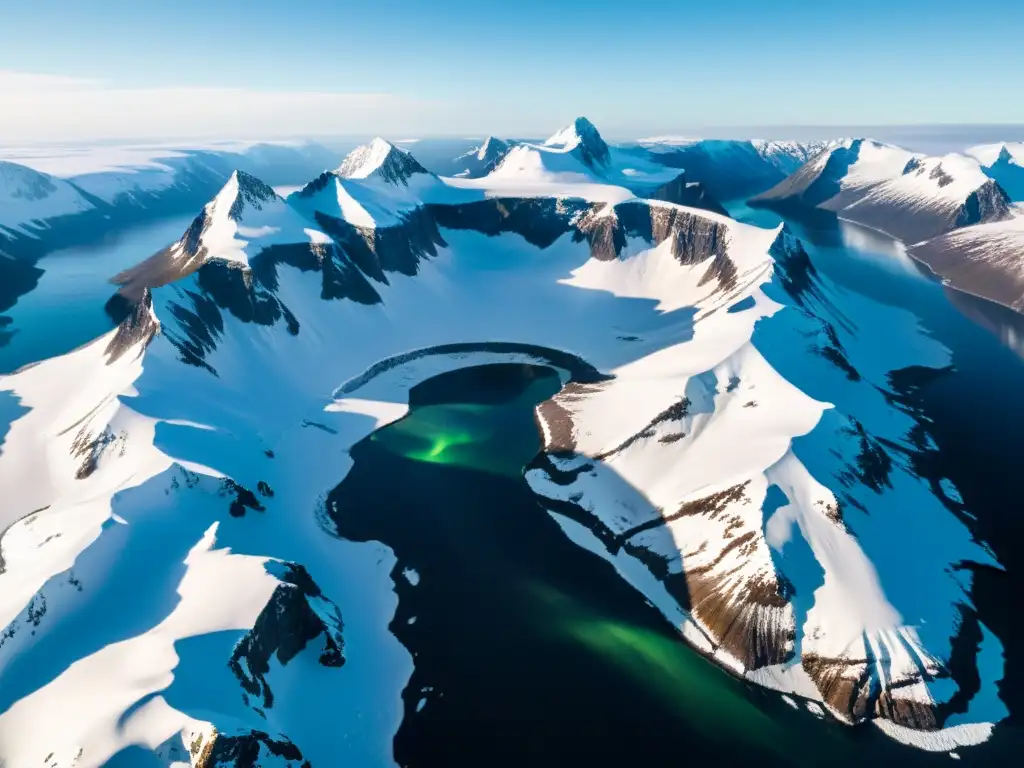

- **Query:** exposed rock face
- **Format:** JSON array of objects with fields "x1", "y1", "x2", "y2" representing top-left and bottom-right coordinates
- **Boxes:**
[
  {"x1": 802, "y1": 653, "x2": 942, "y2": 729},
  {"x1": 576, "y1": 201, "x2": 736, "y2": 289},
  {"x1": 432, "y1": 196, "x2": 735, "y2": 290},
  {"x1": 229, "y1": 563, "x2": 345, "y2": 710},
  {"x1": 193, "y1": 728, "x2": 310, "y2": 768},
  {"x1": 430, "y1": 197, "x2": 588, "y2": 249},
  {"x1": 958, "y1": 180, "x2": 1013, "y2": 228},
  {"x1": 313, "y1": 204, "x2": 446, "y2": 282},
  {"x1": 104, "y1": 289, "x2": 159, "y2": 363},
  {"x1": 644, "y1": 170, "x2": 729, "y2": 215}
]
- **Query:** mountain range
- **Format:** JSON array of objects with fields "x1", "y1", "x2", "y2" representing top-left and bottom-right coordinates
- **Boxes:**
[
  {"x1": 0, "y1": 118, "x2": 1015, "y2": 766},
  {"x1": 0, "y1": 141, "x2": 340, "y2": 317}
]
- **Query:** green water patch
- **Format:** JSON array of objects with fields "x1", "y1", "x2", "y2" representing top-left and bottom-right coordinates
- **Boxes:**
[
  {"x1": 367, "y1": 363, "x2": 556, "y2": 476},
  {"x1": 325, "y1": 362, "x2": 953, "y2": 767}
]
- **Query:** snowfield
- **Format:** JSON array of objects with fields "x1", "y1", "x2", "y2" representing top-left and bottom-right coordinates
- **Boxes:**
[{"x1": 0, "y1": 122, "x2": 1011, "y2": 765}]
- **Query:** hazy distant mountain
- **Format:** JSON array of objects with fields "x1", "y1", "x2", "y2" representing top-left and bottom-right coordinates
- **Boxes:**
[{"x1": 637, "y1": 137, "x2": 833, "y2": 199}]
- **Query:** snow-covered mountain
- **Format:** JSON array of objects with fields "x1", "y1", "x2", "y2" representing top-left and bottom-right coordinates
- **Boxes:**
[
  {"x1": 0, "y1": 161, "x2": 96, "y2": 241},
  {"x1": 752, "y1": 139, "x2": 834, "y2": 175},
  {"x1": 911, "y1": 204, "x2": 1024, "y2": 310},
  {"x1": 967, "y1": 142, "x2": 1024, "y2": 202},
  {"x1": 110, "y1": 170, "x2": 334, "y2": 306},
  {"x1": 0, "y1": 142, "x2": 342, "y2": 329},
  {"x1": 0, "y1": 140, "x2": 1005, "y2": 764},
  {"x1": 543, "y1": 116, "x2": 612, "y2": 170},
  {"x1": 451, "y1": 136, "x2": 513, "y2": 178},
  {"x1": 0, "y1": 141, "x2": 341, "y2": 260},
  {"x1": 752, "y1": 139, "x2": 1013, "y2": 243},
  {"x1": 489, "y1": 118, "x2": 726, "y2": 213},
  {"x1": 289, "y1": 138, "x2": 441, "y2": 228},
  {"x1": 636, "y1": 138, "x2": 833, "y2": 199}
]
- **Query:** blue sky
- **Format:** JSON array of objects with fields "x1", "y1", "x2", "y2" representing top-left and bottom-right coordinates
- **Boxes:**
[{"x1": 2, "y1": 0, "x2": 1023, "y2": 140}]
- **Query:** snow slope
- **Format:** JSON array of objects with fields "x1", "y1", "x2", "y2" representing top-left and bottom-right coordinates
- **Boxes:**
[
  {"x1": 0, "y1": 143, "x2": 1008, "y2": 764},
  {"x1": 0, "y1": 161, "x2": 95, "y2": 240},
  {"x1": 752, "y1": 139, "x2": 1013, "y2": 243},
  {"x1": 911, "y1": 203, "x2": 1024, "y2": 310}
]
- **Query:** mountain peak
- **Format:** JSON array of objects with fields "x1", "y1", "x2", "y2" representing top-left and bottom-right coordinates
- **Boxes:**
[
  {"x1": 544, "y1": 117, "x2": 611, "y2": 168},
  {"x1": 212, "y1": 170, "x2": 279, "y2": 221},
  {"x1": 336, "y1": 138, "x2": 430, "y2": 185},
  {"x1": 477, "y1": 136, "x2": 510, "y2": 161}
]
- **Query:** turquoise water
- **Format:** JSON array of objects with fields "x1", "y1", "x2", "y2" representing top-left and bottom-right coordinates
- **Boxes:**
[{"x1": 0, "y1": 214, "x2": 194, "y2": 374}]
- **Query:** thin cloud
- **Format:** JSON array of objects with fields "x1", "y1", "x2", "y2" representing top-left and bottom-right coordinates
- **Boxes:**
[
  {"x1": 0, "y1": 71, "x2": 106, "y2": 92},
  {"x1": 0, "y1": 71, "x2": 435, "y2": 142}
]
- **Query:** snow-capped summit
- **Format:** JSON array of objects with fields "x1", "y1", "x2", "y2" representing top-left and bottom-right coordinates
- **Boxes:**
[
  {"x1": 750, "y1": 139, "x2": 833, "y2": 175},
  {"x1": 543, "y1": 116, "x2": 611, "y2": 169},
  {"x1": 291, "y1": 141, "x2": 442, "y2": 230},
  {"x1": 336, "y1": 137, "x2": 430, "y2": 185},
  {"x1": 212, "y1": 169, "x2": 279, "y2": 221},
  {"x1": 451, "y1": 136, "x2": 513, "y2": 178},
  {"x1": 111, "y1": 170, "x2": 328, "y2": 303},
  {"x1": 753, "y1": 139, "x2": 1012, "y2": 242},
  {"x1": 475, "y1": 136, "x2": 510, "y2": 162},
  {"x1": 967, "y1": 142, "x2": 1024, "y2": 202},
  {"x1": 170, "y1": 169, "x2": 329, "y2": 269}
]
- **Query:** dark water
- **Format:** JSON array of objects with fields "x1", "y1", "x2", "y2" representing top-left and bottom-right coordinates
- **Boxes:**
[{"x1": 326, "y1": 363, "x2": 966, "y2": 767}]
